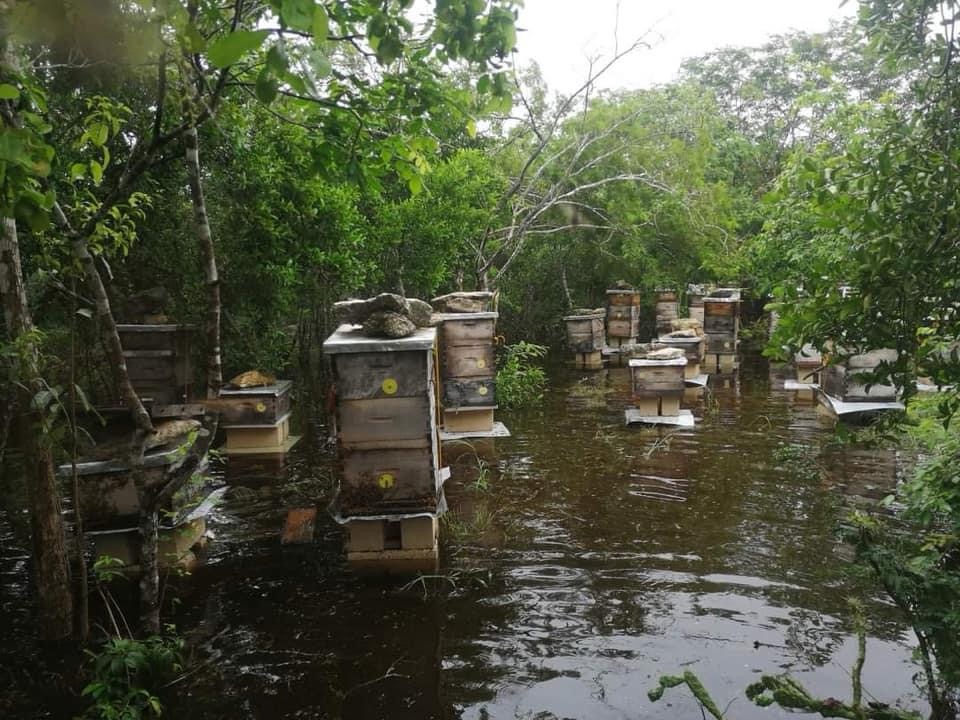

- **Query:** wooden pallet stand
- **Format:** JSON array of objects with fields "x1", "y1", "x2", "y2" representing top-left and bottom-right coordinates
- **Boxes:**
[
  {"x1": 703, "y1": 352, "x2": 738, "y2": 374},
  {"x1": 573, "y1": 350, "x2": 604, "y2": 369},
  {"x1": 443, "y1": 406, "x2": 495, "y2": 434},
  {"x1": 344, "y1": 516, "x2": 439, "y2": 573},
  {"x1": 88, "y1": 517, "x2": 207, "y2": 570}
]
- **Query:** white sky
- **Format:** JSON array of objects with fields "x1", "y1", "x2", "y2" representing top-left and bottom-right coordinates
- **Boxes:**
[{"x1": 511, "y1": 0, "x2": 858, "y2": 94}]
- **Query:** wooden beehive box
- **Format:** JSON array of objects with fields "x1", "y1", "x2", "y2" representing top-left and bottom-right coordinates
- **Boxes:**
[
  {"x1": 703, "y1": 298, "x2": 740, "y2": 335},
  {"x1": 705, "y1": 333, "x2": 737, "y2": 354},
  {"x1": 656, "y1": 336, "x2": 705, "y2": 378},
  {"x1": 823, "y1": 349, "x2": 898, "y2": 402},
  {"x1": 654, "y1": 290, "x2": 680, "y2": 336},
  {"x1": 323, "y1": 325, "x2": 441, "y2": 518},
  {"x1": 563, "y1": 313, "x2": 605, "y2": 353},
  {"x1": 795, "y1": 344, "x2": 823, "y2": 384},
  {"x1": 116, "y1": 324, "x2": 195, "y2": 406},
  {"x1": 218, "y1": 380, "x2": 292, "y2": 426},
  {"x1": 629, "y1": 357, "x2": 687, "y2": 396},
  {"x1": 56, "y1": 446, "x2": 187, "y2": 530}
]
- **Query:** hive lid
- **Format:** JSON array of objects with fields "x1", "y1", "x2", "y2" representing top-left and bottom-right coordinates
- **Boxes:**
[
  {"x1": 218, "y1": 379, "x2": 292, "y2": 397},
  {"x1": 322, "y1": 324, "x2": 437, "y2": 354},
  {"x1": 628, "y1": 357, "x2": 688, "y2": 367},
  {"x1": 563, "y1": 313, "x2": 605, "y2": 321},
  {"x1": 432, "y1": 311, "x2": 499, "y2": 321}
]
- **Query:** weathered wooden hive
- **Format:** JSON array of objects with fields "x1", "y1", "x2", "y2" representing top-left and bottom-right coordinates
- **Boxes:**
[
  {"x1": 654, "y1": 289, "x2": 679, "y2": 338},
  {"x1": 702, "y1": 291, "x2": 740, "y2": 373},
  {"x1": 218, "y1": 380, "x2": 298, "y2": 454},
  {"x1": 656, "y1": 335, "x2": 706, "y2": 379},
  {"x1": 823, "y1": 349, "x2": 898, "y2": 402},
  {"x1": 795, "y1": 344, "x2": 823, "y2": 384},
  {"x1": 116, "y1": 324, "x2": 195, "y2": 406},
  {"x1": 56, "y1": 437, "x2": 212, "y2": 569},
  {"x1": 687, "y1": 284, "x2": 706, "y2": 325},
  {"x1": 563, "y1": 311, "x2": 605, "y2": 369},
  {"x1": 323, "y1": 324, "x2": 443, "y2": 572},
  {"x1": 629, "y1": 356, "x2": 687, "y2": 417},
  {"x1": 606, "y1": 289, "x2": 640, "y2": 346},
  {"x1": 436, "y1": 312, "x2": 498, "y2": 433}
]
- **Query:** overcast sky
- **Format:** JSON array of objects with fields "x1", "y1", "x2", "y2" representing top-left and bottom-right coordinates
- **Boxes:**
[{"x1": 510, "y1": 0, "x2": 857, "y2": 94}]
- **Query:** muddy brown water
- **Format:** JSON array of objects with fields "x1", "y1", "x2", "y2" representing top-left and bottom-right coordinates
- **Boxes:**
[{"x1": 0, "y1": 359, "x2": 927, "y2": 718}]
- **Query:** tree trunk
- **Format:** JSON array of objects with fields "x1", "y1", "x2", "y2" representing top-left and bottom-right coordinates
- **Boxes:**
[
  {"x1": 0, "y1": 217, "x2": 74, "y2": 639},
  {"x1": 184, "y1": 123, "x2": 222, "y2": 398}
]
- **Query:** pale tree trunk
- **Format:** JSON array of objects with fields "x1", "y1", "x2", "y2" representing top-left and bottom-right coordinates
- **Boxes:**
[
  {"x1": 184, "y1": 123, "x2": 222, "y2": 398},
  {"x1": 0, "y1": 217, "x2": 74, "y2": 639}
]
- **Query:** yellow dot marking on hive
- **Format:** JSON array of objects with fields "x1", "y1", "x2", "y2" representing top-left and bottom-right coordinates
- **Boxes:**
[
  {"x1": 477, "y1": 359, "x2": 486, "y2": 369},
  {"x1": 382, "y1": 378, "x2": 398, "y2": 395},
  {"x1": 478, "y1": 386, "x2": 488, "y2": 396},
  {"x1": 378, "y1": 473, "x2": 395, "y2": 489},
  {"x1": 255, "y1": 402, "x2": 266, "y2": 412}
]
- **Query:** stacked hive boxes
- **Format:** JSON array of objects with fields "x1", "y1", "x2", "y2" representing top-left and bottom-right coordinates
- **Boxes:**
[
  {"x1": 628, "y1": 356, "x2": 687, "y2": 417},
  {"x1": 323, "y1": 325, "x2": 443, "y2": 572},
  {"x1": 219, "y1": 380, "x2": 298, "y2": 454},
  {"x1": 563, "y1": 311, "x2": 606, "y2": 369},
  {"x1": 605, "y1": 289, "x2": 640, "y2": 348},
  {"x1": 687, "y1": 285, "x2": 706, "y2": 325},
  {"x1": 654, "y1": 290, "x2": 679, "y2": 338},
  {"x1": 703, "y1": 291, "x2": 741, "y2": 373},
  {"x1": 437, "y1": 312, "x2": 498, "y2": 434},
  {"x1": 116, "y1": 324, "x2": 194, "y2": 406},
  {"x1": 823, "y1": 349, "x2": 898, "y2": 403}
]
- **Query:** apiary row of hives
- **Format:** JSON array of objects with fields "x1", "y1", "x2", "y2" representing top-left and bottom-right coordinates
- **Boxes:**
[{"x1": 563, "y1": 287, "x2": 741, "y2": 375}]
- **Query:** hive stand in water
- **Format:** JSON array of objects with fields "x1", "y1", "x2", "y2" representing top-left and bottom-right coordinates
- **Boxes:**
[
  {"x1": 625, "y1": 356, "x2": 695, "y2": 427},
  {"x1": 323, "y1": 324, "x2": 446, "y2": 573},
  {"x1": 563, "y1": 312, "x2": 606, "y2": 369},
  {"x1": 435, "y1": 312, "x2": 509, "y2": 439},
  {"x1": 218, "y1": 380, "x2": 301, "y2": 455}
]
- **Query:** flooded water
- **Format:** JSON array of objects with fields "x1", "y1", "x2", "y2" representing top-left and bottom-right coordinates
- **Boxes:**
[{"x1": 0, "y1": 358, "x2": 927, "y2": 718}]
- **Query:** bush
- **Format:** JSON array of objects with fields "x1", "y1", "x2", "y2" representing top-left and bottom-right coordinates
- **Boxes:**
[{"x1": 496, "y1": 342, "x2": 547, "y2": 409}]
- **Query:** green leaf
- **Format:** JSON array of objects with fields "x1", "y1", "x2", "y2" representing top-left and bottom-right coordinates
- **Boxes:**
[
  {"x1": 0, "y1": 83, "x2": 20, "y2": 100},
  {"x1": 255, "y1": 70, "x2": 279, "y2": 103},
  {"x1": 184, "y1": 23, "x2": 206, "y2": 53},
  {"x1": 89, "y1": 159, "x2": 103, "y2": 184},
  {"x1": 206, "y1": 30, "x2": 269, "y2": 68},
  {"x1": 281, "y1": 0, "x2": 314, "y2": 32},
  {"x1": 70, "y1": 162, "x2": 86, "y2": 180},
  {"x1": 313, "y1": 4, "x2": 329, "y2": 40}
]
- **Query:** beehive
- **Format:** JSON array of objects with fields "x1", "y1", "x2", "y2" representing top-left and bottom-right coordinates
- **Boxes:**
[
  {"x1": 629, "y1": 357, "x2": 686, "y2": 417},
  {"x1": 436, "y1": 312, "x2": 498, "y2": 434},
  {"x1": 823, "y1": 349, "x2": 898, "y2": 402},
  {"x1": 116, "y1": 324, "x2": 195, "y2": 406},
  {"x1": 323, "y1": 325, "x2": 442, "y2": 520},
  {"x1": 654, "y1": 289, "x2": 679, "y2": 337},
  {"x1": 687, "y1": 284, "x2": 706, "y2": 325},
  {"x1": 795, "y1": 344, "x2": 823, "y2": 385},
  {"x1": 564, "y1": 312, "x2": 605, "y2": 369},
  {"x1": 606, "y1": 289, "x2": 641, "y2": 340},
  {"x1": 656, "y1": 336, "x2": 705, "y2": 379},
  {"x1": 218, "y1": 380, "x2": 297, "y2": 454}
]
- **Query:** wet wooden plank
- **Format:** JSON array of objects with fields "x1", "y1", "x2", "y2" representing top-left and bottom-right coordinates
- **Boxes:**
[{"x1": 281, "y1": 508, "x2": 317, "y2": 545}]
